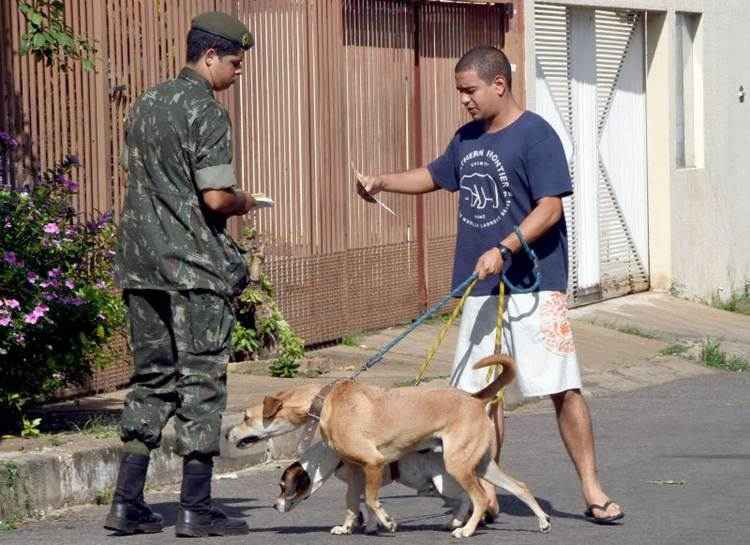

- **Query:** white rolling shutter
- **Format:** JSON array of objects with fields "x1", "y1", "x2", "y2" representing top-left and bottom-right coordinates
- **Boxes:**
[
  {"x1": 595, "y1": 9, "x2": 649, "y2": 297},
  {"x1": 534, "y1": 3, "x2": 649, "y2": 304}
]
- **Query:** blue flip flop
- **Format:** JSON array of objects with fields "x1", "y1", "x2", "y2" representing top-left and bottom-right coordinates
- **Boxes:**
[{"x1": 584, "y1": 500, "x2": 624, "y2": 525}]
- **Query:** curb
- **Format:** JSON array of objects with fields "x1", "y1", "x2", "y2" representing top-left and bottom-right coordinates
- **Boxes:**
[{"x1": 0, "y1": 413, "x2": 305, "y2": 523}]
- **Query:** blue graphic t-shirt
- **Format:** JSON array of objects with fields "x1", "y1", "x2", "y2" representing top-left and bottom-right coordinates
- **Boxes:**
[{"x1": 427, "y1": 111, "x2": 572, "y2": 296}]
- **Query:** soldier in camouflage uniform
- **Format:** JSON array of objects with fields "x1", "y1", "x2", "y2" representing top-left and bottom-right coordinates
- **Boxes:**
[{"x1": 104, "y1": 12, "x2": 262, "y2": 538}]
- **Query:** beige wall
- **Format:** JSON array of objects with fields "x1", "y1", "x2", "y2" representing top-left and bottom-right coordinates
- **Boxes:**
[{"x1": 525, "y1": 0, "x2": 750, "y2": 302}]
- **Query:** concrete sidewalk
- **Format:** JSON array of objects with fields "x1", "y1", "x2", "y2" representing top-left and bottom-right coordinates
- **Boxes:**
[{"x1": 0, "y1": 292, "x2": 745, "y2": 524}]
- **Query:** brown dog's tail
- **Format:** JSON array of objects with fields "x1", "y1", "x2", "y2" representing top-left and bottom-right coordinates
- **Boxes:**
[{"x1": 471, "y1": 354, "x2": 516, "y2": 402}]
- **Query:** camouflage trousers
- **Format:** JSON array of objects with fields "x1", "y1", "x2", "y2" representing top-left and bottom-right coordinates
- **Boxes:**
[{"x1": 119, "y1": 289, "x2": 235, "y2": 458}]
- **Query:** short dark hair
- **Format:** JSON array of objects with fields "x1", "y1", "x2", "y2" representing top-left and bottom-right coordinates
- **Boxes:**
[
  {"x1": 455, "y1": 46, "x2": 512, "y2": 89},
  {"x1": 186, "y1": 28, "x2": 243, "y2": 63}
]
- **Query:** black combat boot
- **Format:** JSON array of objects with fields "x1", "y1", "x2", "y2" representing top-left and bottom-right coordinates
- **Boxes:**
[
  {"x1": 175, "y1": 455, "x2": 250, "y2": 537},
  {"x1": 103, "y1": 453, "x2": 163, "y2": 534}
]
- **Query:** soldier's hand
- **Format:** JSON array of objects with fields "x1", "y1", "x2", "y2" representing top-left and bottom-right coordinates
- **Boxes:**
[
  {"x1": 474, "y1": 247, "x2": 503, "y2": 280},
  {"x1": 250, "y1": 192, "x2": 274, "y2": 209},
  {"x1": 240, "y1": 192, "x2": 255, "y2": 215}
]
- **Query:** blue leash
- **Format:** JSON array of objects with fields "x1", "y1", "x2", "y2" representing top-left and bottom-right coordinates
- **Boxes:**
[
  {"x1": 350, "y1": 226, "x2": 541, "y2": 379},
  {"x1": 502, "y1": 226, "x2": 541, "y2": 294}
]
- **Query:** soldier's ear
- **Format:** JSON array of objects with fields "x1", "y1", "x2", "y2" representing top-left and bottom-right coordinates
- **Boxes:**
[
  {"x1": 263, "y1": 396, "x2": 283, "y2": 419},
  {"x1": 204, "y1": 48, "x2": 218, "y2": 66}
]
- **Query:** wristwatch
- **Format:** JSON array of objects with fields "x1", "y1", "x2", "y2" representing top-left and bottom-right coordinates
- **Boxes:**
[{"x1": 498, "y1": 244, "x2": 513, "y2": 263}]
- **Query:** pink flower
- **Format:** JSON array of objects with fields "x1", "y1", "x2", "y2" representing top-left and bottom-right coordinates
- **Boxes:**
[
  {"x1": 43, "y1": 223, "x2": 60, "y2": 235},
  {"x1": 23, "y1": 304, "x2": 49, "y2": 324},
  {"x1": 24, "y1": 313, "x2": 40, "y2": 324},
  {"x1": 3, "y1": 251, "x2": 24, "y2": 267},
  {"x1": 4, "y1": 299, "x2": 20, "y2": 309},
  {"x1": 48, "y1": 267, "x2": 61, "y2": 278},
  {"x1": 65, "y1": 279, "x2": 75, "y2": 290},
  {"x1": 0, "y1": 312, "x2": 10, "y2": 327},
  {"x1": 27, "y1": 271, "x2": 39, "y2": 284}
]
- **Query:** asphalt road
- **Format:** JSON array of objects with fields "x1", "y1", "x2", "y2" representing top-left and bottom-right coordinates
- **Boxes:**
[{"x1": 4, "y1": 372, "x2": 749, "y2": 545}]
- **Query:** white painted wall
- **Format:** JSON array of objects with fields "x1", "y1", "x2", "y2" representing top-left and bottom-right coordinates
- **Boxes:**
[{"x1": 525, "y1": 0, "x2": 750, "y2": 301}]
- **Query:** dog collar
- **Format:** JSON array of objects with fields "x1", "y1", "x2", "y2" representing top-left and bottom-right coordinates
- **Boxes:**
[{"x1": 296, "y1": 381, "x2": 339, "y2": 455}]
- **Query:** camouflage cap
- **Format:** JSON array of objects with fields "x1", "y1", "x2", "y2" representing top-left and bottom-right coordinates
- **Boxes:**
[{"x1": 191, "y1": 11, "x2": 254, "y2": 50}]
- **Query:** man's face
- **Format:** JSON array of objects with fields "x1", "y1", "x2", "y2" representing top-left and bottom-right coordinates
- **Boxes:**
[
  {"x1": 455, "y1": 69, "x2": 506, "y2": 121},
  {"x1": 205, "y1": 50, "x2": 244, "y2": 91}
]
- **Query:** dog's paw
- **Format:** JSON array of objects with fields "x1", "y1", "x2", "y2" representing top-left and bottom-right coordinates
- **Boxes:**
[
  {"x1": 444, "y1": 518, "x2": 464, "y2": 531},
  {"x1": 381, "y1": 518, "x2": 398, "y2": 533},
  {"x1": 539, "y1": 516, "x2": 551, "y2": 534},
  {"x1": 451, "y1": 526, "x2": 475, "y2": 539},
  {"x1": 330, "y1": 525, "x2": 353, "y2": 535}
]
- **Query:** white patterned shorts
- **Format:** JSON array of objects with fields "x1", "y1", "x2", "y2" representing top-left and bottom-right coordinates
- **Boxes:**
[{"x1": 451, "y1": 291, "x2": 582, "y2": 398}]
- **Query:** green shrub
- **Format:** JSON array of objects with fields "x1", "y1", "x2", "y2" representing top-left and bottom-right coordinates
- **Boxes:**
[
  {"x1": 231, "y1": 229, "x2": 303, "y2": 377},
  {"x1": 0, "y1": 138, "x2": 125, "y2": 433}
]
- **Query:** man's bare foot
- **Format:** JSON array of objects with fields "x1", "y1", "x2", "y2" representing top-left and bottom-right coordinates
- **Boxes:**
[{"x1": 583, "y1": 488, "x2": 623, "y2": 523}]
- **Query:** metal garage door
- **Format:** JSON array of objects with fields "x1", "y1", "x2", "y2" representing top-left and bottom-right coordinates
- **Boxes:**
[{"x1": 534, "y1": 2, "x2": 649, "y2": 304}]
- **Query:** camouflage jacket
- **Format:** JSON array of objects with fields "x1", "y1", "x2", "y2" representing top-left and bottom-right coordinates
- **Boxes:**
[{"x1": 114, "y1": 67, "x2": 248, "y2": 297}]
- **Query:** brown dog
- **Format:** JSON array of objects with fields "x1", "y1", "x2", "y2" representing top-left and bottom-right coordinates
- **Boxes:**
[{"x1": 227, "y1": 355, "x2": 550, "y2": 538}]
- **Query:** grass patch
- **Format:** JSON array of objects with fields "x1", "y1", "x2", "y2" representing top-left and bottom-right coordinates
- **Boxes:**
[
  {"x1": 586, "y1": 319, "x2": 661, "y2": 339},
  {"x1": 0, "y1": 462, "x2": 21, "y2": 531},
  {"x1": 714, "y1": 293, "x2": 750, "y2": 316},
  {"x1": 73, "y1": 415, "x2": 119, "y2": 440},
  {"x1": 94, "y1": 487, "x2": 114, "y2": 506},
  {"x1": 659, "y1": 343, "x2": 690, "y2": 357},
  {"x1": 341, "y1": 333, "x2": 364, "y2": 347},
  {"x1": 701, "y1": 339, "x2": 749, "y2": 372},
  {"x1": 0, "y1": 518, "x2": 17, "y2": 532},
  {"x1": 609, "y1": 324, "x2": 659, "y2": 339}
]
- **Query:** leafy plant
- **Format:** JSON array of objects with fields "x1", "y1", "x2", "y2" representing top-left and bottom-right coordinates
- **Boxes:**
[
  {"x1": 231, "y1": 323, "x2": 260, "y2": 361},
  {"x1": 266, "y1": 314, "x2": 304, "y2": 378},
  {"x1": 0, "y1": 138, "x2": 125, "y2": 433},
  {"x1": 20, "y1": 416, "x2": 42, "y2": 438},
  {"x1": 701, "y1": 339, "x2": 749, "y2": 372},
  {"x1": 231, "y1": 228, "x2": 304, "y2": 377},
  {"x1": 17, "y1": 0, "x2": 97, "y2": 71}
]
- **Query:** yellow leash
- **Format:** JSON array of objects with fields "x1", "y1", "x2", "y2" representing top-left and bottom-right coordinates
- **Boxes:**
[
  {"x1": 415, "y1": 276, "x2": 507, "y2": 404},
  {"x1": 487, "y1": 281, "x2": 506, "y2": 405},
  {"x1": 414, "y1": 277, "x2": 478, "y2": 385}
]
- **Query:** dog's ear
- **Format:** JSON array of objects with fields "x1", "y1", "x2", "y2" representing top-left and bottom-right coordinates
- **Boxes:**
[{"x1": 263, "y1": 396, "x2": 283, "y2": 419}]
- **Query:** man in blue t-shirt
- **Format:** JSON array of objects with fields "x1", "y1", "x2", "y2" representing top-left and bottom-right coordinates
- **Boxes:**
[{"x1": 354, "y1": 46, "x2": 623, "y2": 525}]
